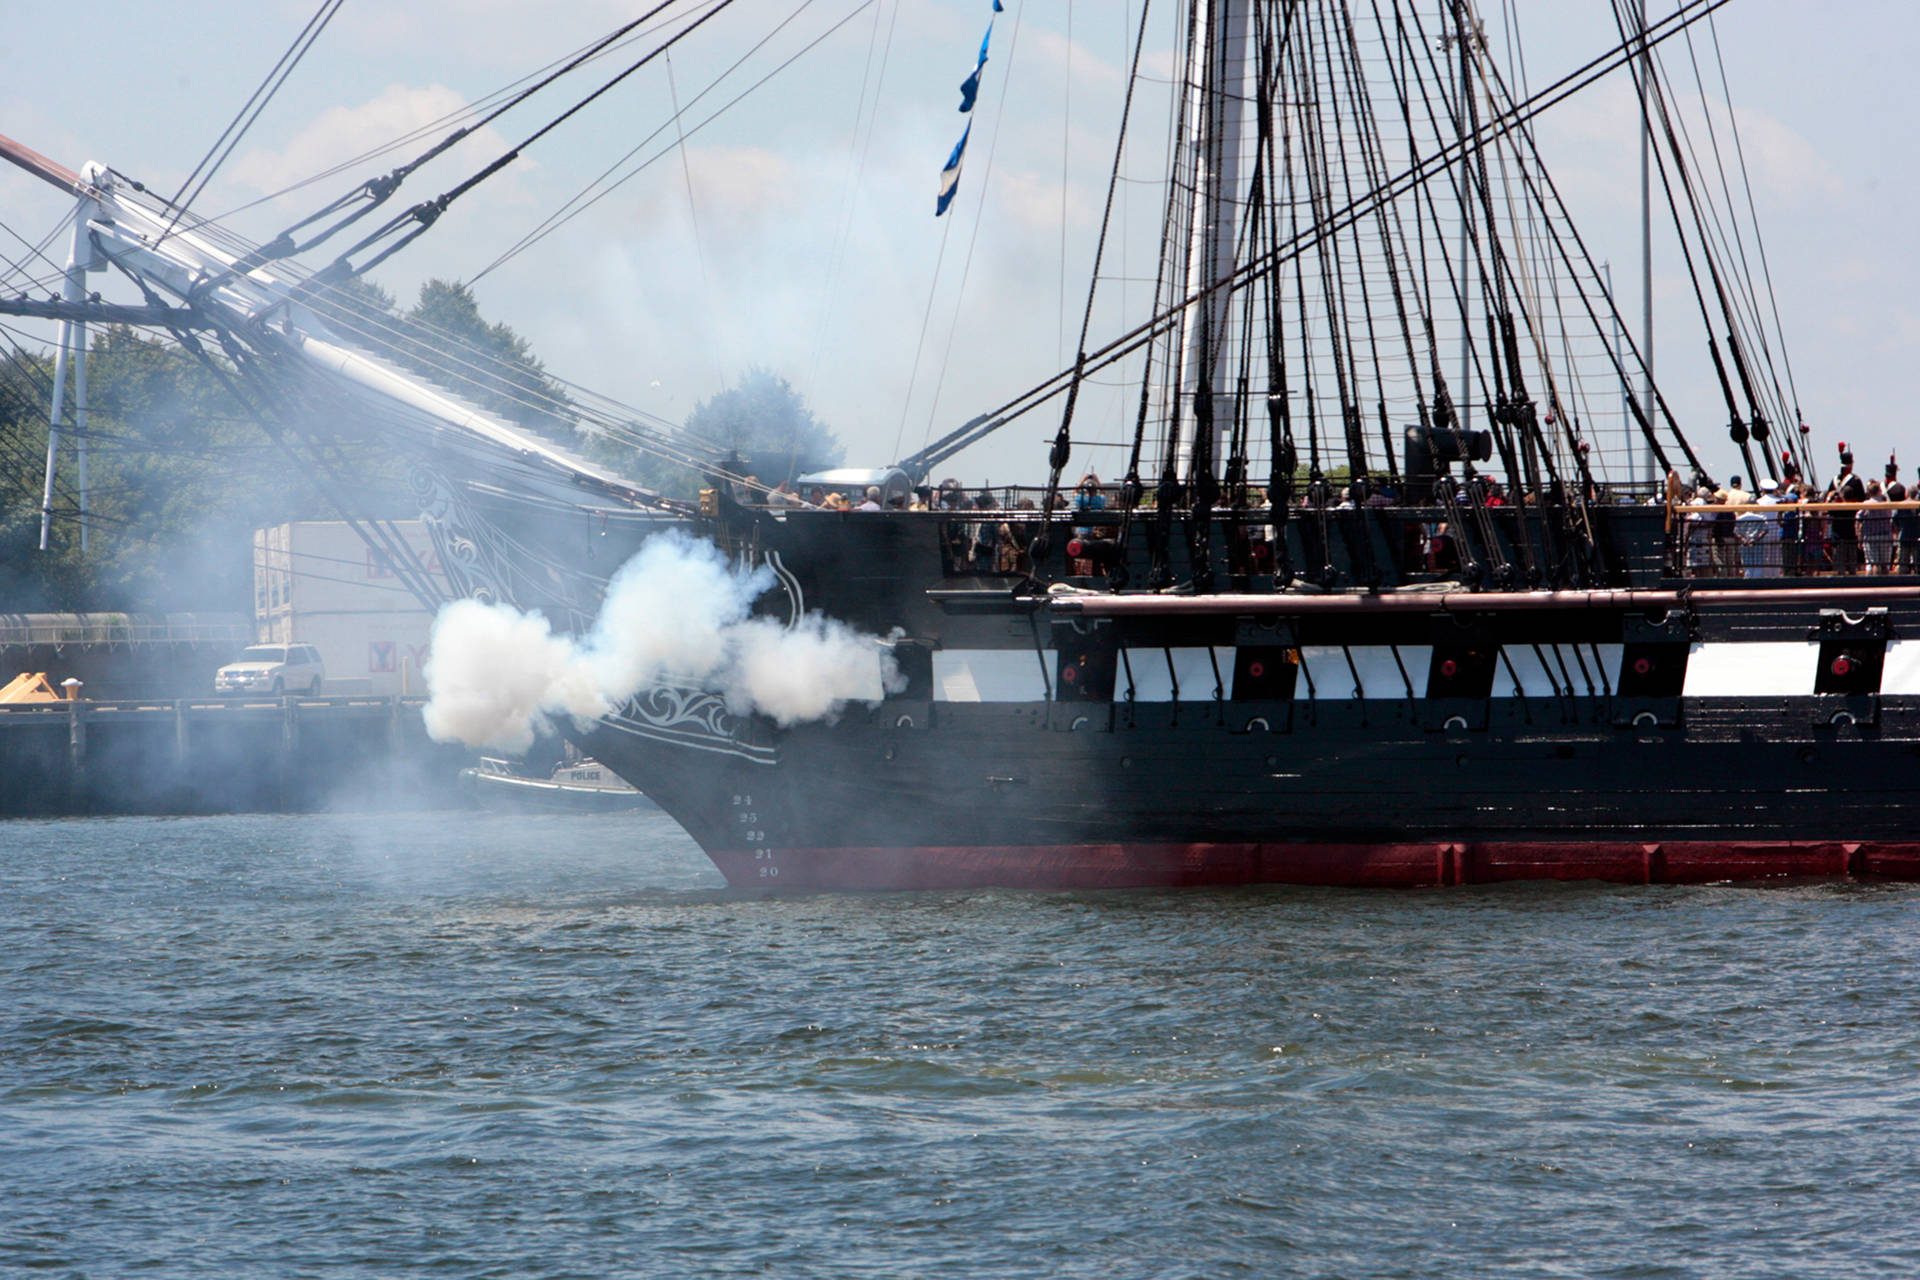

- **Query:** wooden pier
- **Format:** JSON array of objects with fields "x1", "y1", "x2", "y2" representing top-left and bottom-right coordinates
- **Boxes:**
[{"x1": 0, "y1": 694, "x2": 474, "y2": 815}]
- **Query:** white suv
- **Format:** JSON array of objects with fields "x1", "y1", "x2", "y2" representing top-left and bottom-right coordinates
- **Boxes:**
[{"x1": 215, "y1": 643, "x2": 325, "y2": 695}]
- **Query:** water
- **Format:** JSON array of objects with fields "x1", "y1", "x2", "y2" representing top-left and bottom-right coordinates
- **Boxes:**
[{"x1": 5, "y1": 811, "x2": 1920, "y2": 1279}]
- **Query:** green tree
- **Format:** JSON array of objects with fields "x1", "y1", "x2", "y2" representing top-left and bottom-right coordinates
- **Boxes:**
[
  {"x1": 389, "y1": 279, "x2": 572, "y2": 435},
  {"x1": 0, "y1": 325, "x2": 337, "y2": 611},
  {"x1": 0, "y1": 279, "x2": 604, "y2": 612},
  {"x1": 682, "y1": 368, "x2": 843, "y2": 489}
]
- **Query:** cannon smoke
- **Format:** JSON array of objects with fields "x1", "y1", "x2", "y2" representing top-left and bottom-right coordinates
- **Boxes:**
[{"x1": 421, "y1": 531, "x2": 900, "y2": 752}]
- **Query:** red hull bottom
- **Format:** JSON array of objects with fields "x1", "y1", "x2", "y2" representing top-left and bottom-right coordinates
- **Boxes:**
[{"x1": 708, "y1": 840, "x2": 1920, "y2": 892}]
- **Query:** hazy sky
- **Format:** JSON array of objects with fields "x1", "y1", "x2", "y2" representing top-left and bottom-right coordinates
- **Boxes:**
[{"x1": 3, "y1": 0, "x2": 1916, "y2": 486}]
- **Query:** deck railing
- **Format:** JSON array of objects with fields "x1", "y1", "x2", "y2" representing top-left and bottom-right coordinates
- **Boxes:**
[{"x1": 1665, "y1": 501, "x2": 1920, "y2": 579}]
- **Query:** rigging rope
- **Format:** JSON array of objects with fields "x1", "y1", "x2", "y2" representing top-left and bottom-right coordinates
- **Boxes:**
[
  {"x1": 469, "y1": 0, "x2": 866, "y2": 285},
  {"x1": 156, "y1": 0, "x2": 343, "y2": 247},
  {"x1": 912, "y1": 0, "x2": 1737, "y2": 480},
  {"x1": 802, "y1": 0, "x2": 898, "y2": 405},
  {"x1": 241, "y1": 0, "x2": 697, "y2": 270},
  {"x1": 1035, "y1": 0, "x2": 1152, "y2": 575},
  {"x1": 1614, "y1": 0, "x2": 1756, "y2": 484},
  {"x1": 1705, "y1": 12, "x2": 1803, "y2": 459},
  {"x1": 204, "y1": 5, "x2": 717, "y2": 231},
  {"x1": 918, "y1": 0, "x2": 1032, "y2": 455},
  {"x1": 318, "y1": 0, "x2": 746, "y2": 287}
]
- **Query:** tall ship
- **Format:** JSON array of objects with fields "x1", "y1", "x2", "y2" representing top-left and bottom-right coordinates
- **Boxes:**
[{"x1": 8, "y1": 1, "x2": 1919, "y2": 889}]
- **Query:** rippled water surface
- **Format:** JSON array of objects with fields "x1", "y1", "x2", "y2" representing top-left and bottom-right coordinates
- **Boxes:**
[{"x1": 6, "y1": 810, "x2": 1920, "y2": 1278}]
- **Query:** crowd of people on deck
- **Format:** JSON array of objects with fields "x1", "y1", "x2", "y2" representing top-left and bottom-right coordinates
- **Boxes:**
[
  {"x1": 757, "y1": 470, "x2": 1309, "y2": 577},
  {"x1": 752, "y1": 468, "x2": 1465, "y2": 579},
  {"x1": 738, "y1": 441, "x2": 1920, "y2": 582},
  {"x1": 759, "y1": 475, "x2": 1045, "y2": 572},
  {"x1": 1675, "y1": 446, "x2": 1919, "y2": 578}
]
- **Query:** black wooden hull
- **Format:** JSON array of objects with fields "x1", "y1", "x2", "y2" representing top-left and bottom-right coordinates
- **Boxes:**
[
  {"x1": 578, "y1": 693, "x2": 1920, "y2": 888},
  {"x1": 577, "y1": 554, "x2": 1920, "y2": 889},
  {"x1": 439, "y1": 490, "x2": 1920, "y2": 890}
]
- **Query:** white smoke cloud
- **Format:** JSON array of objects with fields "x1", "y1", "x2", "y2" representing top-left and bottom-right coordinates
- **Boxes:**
[
  {"x1": 421, "y1": 531, "x2": 900, "y2": 752},
  {"x1": 728, "y1": 614, "x2": 891, "y2": 725},
  {"x1": 420, "y1": 597, "x2": 607, "y2": 753}
]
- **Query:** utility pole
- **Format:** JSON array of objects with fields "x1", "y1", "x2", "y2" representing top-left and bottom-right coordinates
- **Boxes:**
[{"x1": 40, "y1": 205, "x2": 97, "y2": 552}]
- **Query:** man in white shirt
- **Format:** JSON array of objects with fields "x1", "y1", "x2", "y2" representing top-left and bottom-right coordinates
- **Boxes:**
[{"x1": 1743, "y1": 476, "x2": 1783, "y2": 577}]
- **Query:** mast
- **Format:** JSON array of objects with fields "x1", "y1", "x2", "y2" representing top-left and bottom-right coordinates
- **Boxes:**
[
  {"x1": 1637, "y1": 0, "x2": 1655, "y2": 485},
  {"x1": 39, "y1": 173, "x2": 103, "y2": 552},
  {"x1": 1173, "y1": 0, "x2": 1250, "y2": 482},
  {"x1": 1450, "y1": 11, "x2": 1479, "y2": 438}
]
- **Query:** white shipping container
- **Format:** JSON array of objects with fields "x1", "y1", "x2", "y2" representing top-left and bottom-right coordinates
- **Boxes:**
[{"x1": 253, "y1": 522, "x2": 452, "y2": 695}]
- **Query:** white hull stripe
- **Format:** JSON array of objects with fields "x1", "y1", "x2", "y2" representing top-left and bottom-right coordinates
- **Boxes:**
[
  {"x1": 1505, "y1": 644, "x2": 1619, "y2": 698},
  {"x1": 1301, "y1": 644, "x2": 1433, "y2": 699},
  {"x1": 933, "y1": 648, "x2": 1050, "y2": 702},
  {"x1": 1128, "y1": 647, "x2": 1229, "y2": 702},
  {"x1": 1682, "y1": 641, "x2": 1820, "y2": 697},
  {"x1": 1880, "y1": 640, "x2": 1920, "y2": 695}
]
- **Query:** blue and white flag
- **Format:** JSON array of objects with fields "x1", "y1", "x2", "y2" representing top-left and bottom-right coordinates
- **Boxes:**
[
  {"x1": 936, "y1": 119, "x2": 972, "y2": 217},
  {"x1": 937, "y1": 0, "x2": 1002, "y2": 216},
  {"x1": 957, "y1": 4, "x2": 1002, "y2": 113}
]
